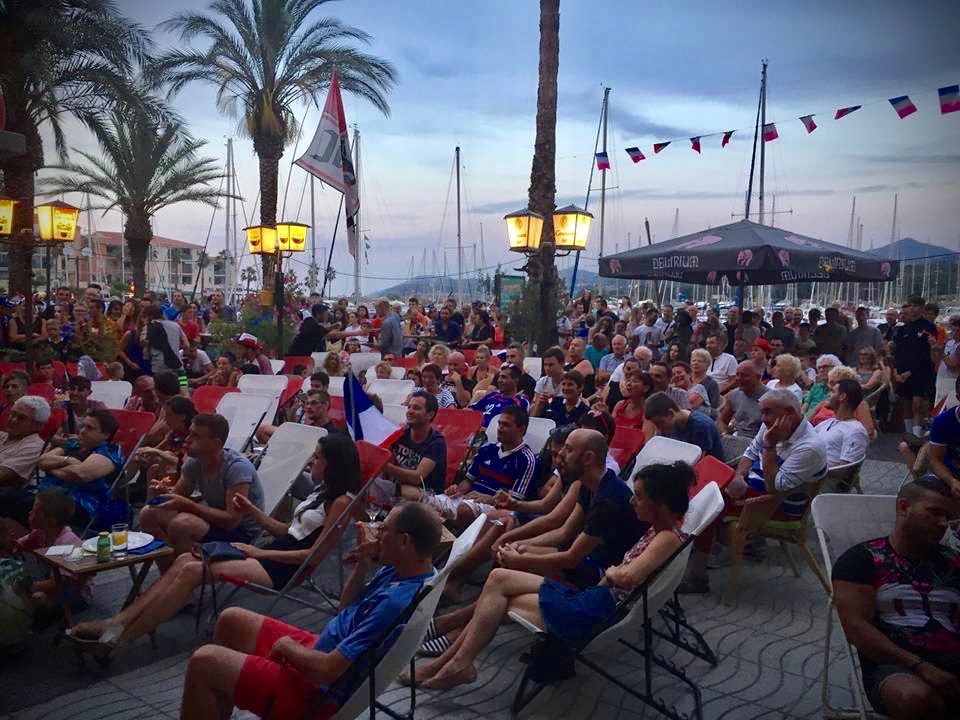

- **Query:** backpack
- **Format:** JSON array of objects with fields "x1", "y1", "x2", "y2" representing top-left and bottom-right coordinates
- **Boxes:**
[{"x1": 0, "y1": 558, "x2": 34, "y2": 654}]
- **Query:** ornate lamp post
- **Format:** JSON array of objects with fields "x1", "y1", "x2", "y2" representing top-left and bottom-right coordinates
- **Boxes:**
[
  {"x1": 245, "y1": 221, "x2": 307, "y2": 357},
  {"x1": 35, "y1": 200, "x2": 80, "y2": 300}
]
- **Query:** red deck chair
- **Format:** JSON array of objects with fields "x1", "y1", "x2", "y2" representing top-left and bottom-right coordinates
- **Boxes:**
[
  {"x1": 0, "y1": 362, "x2": 24, "y2": 377},
  {"x1": 52, "y1": 361, "x2": 68, "y2": 387},
  {"x1": 609, "y1": 426, "x2": 646, "y2": 471},
  {"x1": 690, "y1": 455, "x2": 735, "y2": 498},
  {"x1": 393, "y1": 356, "x2": 418, "y2": 369},
  {"x1": 433, "y1": 407, "x2": 484, "y2": 487},
  {"x1": 107, "y1": 409, "x2": 157, "y2": 458},
  {"x1": 40, "y1": 407, "x2": 67, "y2": 442},
  {"x1": 280, "y1": 375, "x2": 305, "y2": 409},
  {"x1": 192, "y1": 386, "x2": 240, "y2": 414},
  {"x1": 328, "y1": 396, "x2": 346, "y2": 426},
  {"x1": 280, "y1": 356, "x2": 315, "y2": 375},
  {"x1": 357, "y1": 440, "x2": 391, "y2": 484},
  {"x1": 25, "y1": 384, "x2": 56, "y2": 404}
]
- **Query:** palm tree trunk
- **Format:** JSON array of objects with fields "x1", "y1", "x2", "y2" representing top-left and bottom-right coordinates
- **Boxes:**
[
  {"x1": 255, "y1": 136, "x2": 284, "y2": 280},
  {"x1": 125, "y1": 212, "x2": 152, "y2": 296},
  {"x1": 527, "y1": 0, "x2": 560, "y2": 352},
  {"x1": 2, "y1": 125, "x2": 42, "y2": 298}
]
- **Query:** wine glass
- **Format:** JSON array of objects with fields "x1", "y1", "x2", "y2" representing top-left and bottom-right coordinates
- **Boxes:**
[{"x1": 365, "y1": 496, "x2": 381, "y2": 523}]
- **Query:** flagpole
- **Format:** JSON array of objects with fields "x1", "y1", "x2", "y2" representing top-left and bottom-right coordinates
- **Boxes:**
[
  {"x1": 352, "y1": 127, "x2": 361, "y2": 303},
  {"x1": 758, "y1": 60, "x2": 768, "y2": 226},
  {"x1": 310, "y1": 175, "x2": 316, "y2": 292},
  {"x1": 321, "y1": 195, "x2": 343, "y2": 299},
  {"x1": 598, "y1": 86, "x2": 610, "y2": 300}
]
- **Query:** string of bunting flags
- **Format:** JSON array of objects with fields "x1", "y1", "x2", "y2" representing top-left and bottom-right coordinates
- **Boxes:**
[{"x1": 598, "y1": 83, "x2": 959, "y2": 170}]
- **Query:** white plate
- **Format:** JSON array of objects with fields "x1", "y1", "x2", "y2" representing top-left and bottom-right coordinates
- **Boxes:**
[{"x1": 81, "y1": 531, "x2": 155, "y2": 554}]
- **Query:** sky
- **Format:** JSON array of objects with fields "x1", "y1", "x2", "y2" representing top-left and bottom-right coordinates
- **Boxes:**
[{"x1": 44, "y1": 0, "x2": 960, "y2": 294}]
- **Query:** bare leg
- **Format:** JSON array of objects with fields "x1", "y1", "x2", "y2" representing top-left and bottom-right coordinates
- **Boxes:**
[
  {"x1": 180, "y1": 644, "x2": 246, "y2": 720},
  {"x1": 444, "y1": 521, "x2": 507, "y2": 600},
  {"x1": 434, "y1": 601, "x2": 478, "y2": 635},
  {"x1": 163, "y1": 512, "x2": 211, "y2": 556},
  {"x1": 417, "y1": 568, "x2": 545, "y2": 688},
  {"x1": 212, "y1": 607, "x2": 267, "y2": 654},
  {"x1": 879, "y1": 674, "x2": 947, "y2": 720}
]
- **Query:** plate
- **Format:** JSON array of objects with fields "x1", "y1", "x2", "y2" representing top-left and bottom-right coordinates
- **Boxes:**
[{"x1": 81, "y1": 531, "x2": 155, "y2": 554}]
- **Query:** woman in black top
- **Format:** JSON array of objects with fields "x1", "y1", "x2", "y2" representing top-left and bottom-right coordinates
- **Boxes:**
[{"x1": 463, "y1": 310, "x2": 494, "y2": 348}]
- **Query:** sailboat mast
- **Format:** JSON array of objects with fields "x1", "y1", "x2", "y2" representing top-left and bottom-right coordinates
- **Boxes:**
[
  {"x1": 225, "y1": 138, "x2": 231, "y2": 297},
  {"x1": 353, "y1": 128, "x2": 361, "y2": 302},
  {"x1": 758, "y1": 61, "x2": 767, "y2": 225},
  {"x1": 598, "y1": 87, "x2": 610, "y2": 299},
  {"x1": 455, "y1": 146, "x2": 462, "y2": 306}
]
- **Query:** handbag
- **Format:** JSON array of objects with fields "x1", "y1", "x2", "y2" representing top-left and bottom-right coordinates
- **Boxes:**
[{"x1": 199, "y1": 542, "x2": 247, "y2": 563}]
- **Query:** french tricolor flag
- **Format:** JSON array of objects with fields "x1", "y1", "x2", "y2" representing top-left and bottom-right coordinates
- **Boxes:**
[
  {"x1": 342, "y1": 372, "x2": 402, "y2": 447},
  {"x1": 690, "y1": 137, "x2": 701, "y2": 154},
  {"x1": 653, "y1": 141, "x2": 671, "y2": 154},
  {"x1": 595, "y1": 152, "x2": 611, "y2": 171},
  {"x1": 799, "y1": 115, "x2": 817, "y2": 134},
  {"x1": 721, "y1": 130, "x2": 734, "y2": 148},
  {"x1": 762, "y1": 123, "x2": 778, "y2": 142},
  {"x1": 939, "y1": 85, "x2": 960, "y2": 115},
  {"x1": 625, "y1": 146, "x2": 645, "y2": 163},
  {"x1": 834, "y1": 105, "x2": 861, "y2": 120},
  {"x1": 888, "y1": 96, "x2": 917, "y2": 119}
]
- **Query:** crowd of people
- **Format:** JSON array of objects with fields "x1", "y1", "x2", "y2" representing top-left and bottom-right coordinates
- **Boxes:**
[{"x1": 0, "y1": 283, "x2": 958, "y2": 720}]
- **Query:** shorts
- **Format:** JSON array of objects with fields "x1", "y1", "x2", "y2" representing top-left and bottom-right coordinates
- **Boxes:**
[
  {"x1": 201, "y1": 525, "x2": 255, "y2": 544},
  {"x1": 235, "y1": 616, "x2": 335, "y2": 719},
  {"x1": 897, "y1": 373, "x2": 935, "y2": 402},
  {"x1": 864, "y1": 663, "x2": 925, "y2": 715}
]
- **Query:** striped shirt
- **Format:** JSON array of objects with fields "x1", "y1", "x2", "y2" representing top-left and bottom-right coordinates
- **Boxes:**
[{"x1": 466, "y1": 442, "x2": 538, "y2": 499}]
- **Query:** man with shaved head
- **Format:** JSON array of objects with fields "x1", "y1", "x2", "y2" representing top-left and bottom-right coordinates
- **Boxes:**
[
  {"x1": 717, "y1": 361, "x2": 768, "y2": 437},
  {"x1": 445, "y1": 350, "x2": 475, "y2": 406},
  {"x1": 495, "y1": 429, "x2": 642, "y2": 588}
]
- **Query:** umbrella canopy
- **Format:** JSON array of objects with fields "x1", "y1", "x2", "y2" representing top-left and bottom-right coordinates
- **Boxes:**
[{"x1": 598, "y1": 219, "x2": 899, "y2": 286}]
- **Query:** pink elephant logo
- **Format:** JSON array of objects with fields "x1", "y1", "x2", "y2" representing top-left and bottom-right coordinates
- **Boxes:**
[
  {"x1": 676, "y1": 234, "x2": 723, "y2": 250},
  {"x1": 706, "y1": 271, "x2": 717, "y2": 284},
  {"x1": 736, "y1": 248, "x2": 754, "y2": 267},
  {"x1": 881, "y1": 262, "x2": 891, "y2": 278},
  {"x1": 777, "y1": 250, "x2": 790, "y2": 267},
  {"x1": 608, "y1": 258, "x2": 622, "y2": 274}
]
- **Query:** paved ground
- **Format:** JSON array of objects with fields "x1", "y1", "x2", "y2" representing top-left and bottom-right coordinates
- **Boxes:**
[{"x1": 0, "y1": 452, "x2": 907, "y2": 720}]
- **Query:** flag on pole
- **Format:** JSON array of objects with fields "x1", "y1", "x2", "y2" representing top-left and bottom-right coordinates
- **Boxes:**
[
  {"x1": 653, "y1": 141, "x2": 671, "y2": 154},
  {"x1": 625, "y1": 147, "x2": 645, "y2": 163},
  {"x1": 690, "y1": 137, "x2": 701, "y2": 154},
  {"x1": 799, "y1": 115, "x2": 818, "y2": 133},
  {"x1": 342, "y1": 372, "x2": 402, "y2": 446},
  {"x1": 887, "y1": 95, "x2": 917, "y2": 119},
  {"x1": 595, "y1": 151, "x2": 611, "y2": 171},
  {"x1": 834, "y1": 105, "x2": 862, "y2": 120},
  {"x1": 762, "y1": 123, "x2": 779, "y2": 142},
  {"x1": 721, "y1": 130, "x2": 734, "y2": 148},
  {"x1": 939, "y1": 85, "x2": 960, "y2": 114},
  {"x1": 295, "y1": 71, "x2": 361, "y2": 258}
]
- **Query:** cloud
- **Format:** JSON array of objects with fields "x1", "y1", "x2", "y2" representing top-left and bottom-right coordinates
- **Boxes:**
[
  {"x1": 399, "y1": 46, "x2": 466, "y2": 80},
  {"x1": 864, "y1": 154, "x2": 960, "y2": 165}
]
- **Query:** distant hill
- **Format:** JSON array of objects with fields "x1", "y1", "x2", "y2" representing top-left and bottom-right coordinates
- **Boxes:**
[{"x1": 869, "y1": 237, "x2": 956, "y2": 262}]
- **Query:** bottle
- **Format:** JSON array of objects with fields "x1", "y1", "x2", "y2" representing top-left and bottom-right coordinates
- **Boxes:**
[{"x1": 96, "y1": 532, "x2": 111, "y2": 563}]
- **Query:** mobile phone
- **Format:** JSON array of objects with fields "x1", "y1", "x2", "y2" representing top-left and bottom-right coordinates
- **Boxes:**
[{"x1": 147, "y1": 495, "x2": 171, "y2": 506}]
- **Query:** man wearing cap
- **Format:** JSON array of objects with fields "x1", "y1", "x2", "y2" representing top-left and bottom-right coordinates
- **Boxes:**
[
  {"x1": 750, "y1": 338, "x2": 773, "y2": 380},
  {"x1": 235, "y1": 333, "x2": 273, "y2": 375}
]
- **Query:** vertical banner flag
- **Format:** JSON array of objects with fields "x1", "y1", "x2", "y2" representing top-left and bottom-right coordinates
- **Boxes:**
[
  {"x1": 690, "y1": 137, "x2": 701, "y2": 154},
  {"x1": 762, "y1": 123, "x2": 779, "y2": 142},
  {"x1": 625, "y1": 147, "x2": 645, "y2": 163},
  {"x1": 653, "y1": 141, "x2": 671, "y2": 154},
  {"x1": 888, "y1": 95, "x2": 917, "y2": 119},
  {"x1": 295, "y1": 71, "x2": 360, "y2": 258},
  {"x1": 834, "y1": 105, "x2": 862, "y2": 120},
  {"x1": 595, "y1": 151, "x2": 611, "y2": 170},
  {"x1": 721, "y1": 130, "x2": 734, "y2": 148},
  {"x1": 939, "y1": 85, "x2": 960, "y2": 114},
  {"x1": 799, "y1": 115, "x2": 818, "y2": 133}
]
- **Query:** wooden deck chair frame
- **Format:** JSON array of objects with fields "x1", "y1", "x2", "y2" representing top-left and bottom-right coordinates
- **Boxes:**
[
  {"x1": 508, "y1": 483, "x2": 725, "y2": 720},
  {"x1": 812, "y1": 493, "x2": 895, "y2": 720}
]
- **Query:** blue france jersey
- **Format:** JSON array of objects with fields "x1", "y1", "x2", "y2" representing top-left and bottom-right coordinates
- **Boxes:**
[{"x1": 466, "y1": 442, "x2": 539, "y2": 500}]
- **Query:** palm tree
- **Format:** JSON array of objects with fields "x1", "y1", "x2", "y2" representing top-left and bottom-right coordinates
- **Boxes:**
[
  {"x1": 241, "y1": 265, "x2": 258, "y2": 293},
  {"x1": 39, "y1": 106, "x2": 225, "y2": 295},
  {"x1": 0, "y1": 0, "x2": 151, "y2": 297},
  {"x1": 151, "y1": 0, "x2": 397, "y2": 274},
  {"x1": 527, "y1": 0, "x2": 561, "y2": 351}
]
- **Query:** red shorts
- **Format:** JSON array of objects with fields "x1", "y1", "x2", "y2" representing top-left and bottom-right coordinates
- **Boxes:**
[{"x1": 234, "y1": 616, "x2": 331, "y2": 719}]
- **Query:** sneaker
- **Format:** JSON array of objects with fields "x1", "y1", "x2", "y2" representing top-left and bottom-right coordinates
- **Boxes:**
[{"x1": 677, "y1": 577, "x2": 710, "y2": 595}]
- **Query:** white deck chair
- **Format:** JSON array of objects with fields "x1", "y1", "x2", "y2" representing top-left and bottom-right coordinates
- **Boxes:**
[
  {"x1": 310, "y1": 351, "x2": 329, "y2": 370},
  {"x1": 363, "y1": 365, "x2": 405, "y2": 383},
  {"x1": 237, "y1": 373, "x2": 289, "y2": 422},
  {"x1": 381, "y1": 404, "x2": 407, "y2": 425},
  {"x1": 327, "y1": 375, "x2": 346, "y2": 397},
  {"x1": 624, "y1": 435, "x2": 703, "y2": 486},
  {"x1": 90, "y1": 380, "x2": 132, "y2": 409},
  {"x1": 813, "y1": 494, "x2": 896, "y2": 720},
  {"x1": 523, "y1": 357, "x2": 543, "y2": 382},
  {"x1": 508, "y1": 483, "x2": 724, "y2": 719},
  {"x1": 365, "y1": 378, "x2": 415, "y2": 406},
  {"x1": 216, "y1": 392, "x2": 273, "y2": 452},
  {"x1": 257, "y1": 423, "x2": 328, "y2": 517},
  {"x1": 348, "y1": 352, "x2": 381, "y2": 376},
  {"x1": 486, "y1": 414, "x2": 556, "y2": 454},
  {"x1": 329, "y1": 515, "x2": 487, "y2": 720},
  {"x1": 269, "y1": 358, "x2": 285, "y2": 375}
]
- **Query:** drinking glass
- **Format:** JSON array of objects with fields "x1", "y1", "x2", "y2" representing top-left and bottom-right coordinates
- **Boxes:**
[{"x1": 111, "y1": 522, "x2": 129, "y2": 557}]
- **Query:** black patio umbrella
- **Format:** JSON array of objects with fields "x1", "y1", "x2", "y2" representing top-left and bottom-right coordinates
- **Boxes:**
[{"x1": 598, "y1": 219, "x2": 899, "y2": 286}]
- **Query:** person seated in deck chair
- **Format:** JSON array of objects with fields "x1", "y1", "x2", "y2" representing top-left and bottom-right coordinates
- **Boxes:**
[
  {"x1": 813, "y1": 378, "x2": 869, "y2": 468},
  {"x1": 138, "y1": 413, "x2": 265, "y2": 562},
  {"x1": 66, "y1": 434, "x2": 361, "y2": 650},
  {"x1": 832, "y1": 476, "x2": 960, "y2": 720},
  {"x1": 178, "y1": 502, "x2": 441, "y2": 720},
  {"x1": 402, "y1": 461, "x2": 695, "y2": 689},
  {"x1": 0, "y1": 396, "x2": 50, "y2": 529},
  {"x1": 928, "y1": 375, "x2": 960, "y2": 500}
]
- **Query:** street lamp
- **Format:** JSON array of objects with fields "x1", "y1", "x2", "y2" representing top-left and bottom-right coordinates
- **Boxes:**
[
  {"x1": 0, "y1": 196, "x2": 15, "y2": 237},
  {"x1": 35, "y1": 199, "x2": 80, "y2": 305},
  {"x1": 503, "y1": 208, "x2": 544, "y2": 254},
  {"x1": 551, "y1": 205, "x2": 593, "y2": 254},
  {"x1": 244, "y1": 222, "x2": 307, "y2": 357}
]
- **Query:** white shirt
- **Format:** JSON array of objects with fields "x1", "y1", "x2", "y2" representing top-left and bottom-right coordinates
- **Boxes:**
[
  {"x1": 745, "y1": 418, "x2": 828, "y2": 492},
  {"x1": 707, "y1": 352, "x2": 738, "y2": 384},
  {"x1": 814, "y1": 417, "x2": 869, "y2": 467},
  {"x1": 937, "y1": 338, "x2": 959, "y2": 381},
  {"x1": 765, "y1": 379, "x2": 803, "y2": 404},
  {"x1": 184, "y1": 348, "x2": 212, "y2": 374}
]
